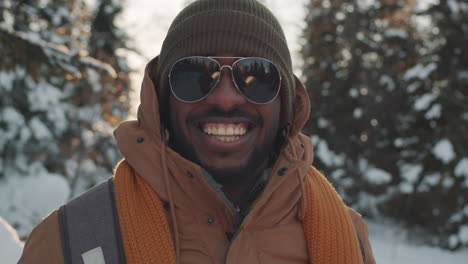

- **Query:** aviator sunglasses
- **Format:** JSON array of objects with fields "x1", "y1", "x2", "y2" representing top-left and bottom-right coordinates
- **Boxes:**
[{"x1": 168, "y1": 56, "x2": 282, "y2": 104}]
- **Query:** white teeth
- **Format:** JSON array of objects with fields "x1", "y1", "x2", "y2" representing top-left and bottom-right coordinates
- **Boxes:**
[
  {"x1": 202, "y1": 124, "x2": 248, "y2": 137},
  {"x1": 218, "y1": 127, "x2": 225, "y2": 135},
  {"x1": 215, "y1": 136, "x2": 240, "y2": 142}
]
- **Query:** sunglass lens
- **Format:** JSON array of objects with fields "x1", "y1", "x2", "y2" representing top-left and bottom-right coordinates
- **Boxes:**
[
  {"x1": 233, "y1": 58, "x2": 280, "y2": 104},
  {"x1": 170, "y1": 57, "x2": 219, "y2": 102}
]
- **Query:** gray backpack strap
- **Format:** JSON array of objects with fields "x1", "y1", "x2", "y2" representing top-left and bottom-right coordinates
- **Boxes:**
[{"x1": 58, "y1": 178, "x2": 126, "y2": 264}]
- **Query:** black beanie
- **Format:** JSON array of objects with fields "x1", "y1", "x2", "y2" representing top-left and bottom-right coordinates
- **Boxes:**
[{"x1": 157, "y1": 0, "x2": 295, "y2": 126}]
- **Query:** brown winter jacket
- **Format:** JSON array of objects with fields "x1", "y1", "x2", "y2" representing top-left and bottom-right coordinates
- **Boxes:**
[{"x1": 19, "y1": 57, "x2": 375, "y2": 264}]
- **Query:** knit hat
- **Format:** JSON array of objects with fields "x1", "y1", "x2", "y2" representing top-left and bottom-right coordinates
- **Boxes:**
[{"x1": 156, "y1": 0, "x2": 295, "y2": 128}]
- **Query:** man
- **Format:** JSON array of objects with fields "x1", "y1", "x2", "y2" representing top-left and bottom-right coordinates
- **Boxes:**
[{"x1": 19, "y1": 0, "x2": 375, "y2": 263}]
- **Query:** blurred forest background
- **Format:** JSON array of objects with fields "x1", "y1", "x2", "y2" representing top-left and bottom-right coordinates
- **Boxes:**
[{"x1": 1, "y1": 0, "x2": 467, "y2": 254}]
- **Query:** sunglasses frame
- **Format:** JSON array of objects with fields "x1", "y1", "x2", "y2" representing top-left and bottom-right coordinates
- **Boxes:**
[{"x1": 168, "y1": 56, "x2": 282, "y2": 104}]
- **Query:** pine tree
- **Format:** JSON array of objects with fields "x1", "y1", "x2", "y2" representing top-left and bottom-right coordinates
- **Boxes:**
[
  {"x1": 302, "y1": 0, "x2": 419, "y2": 208},
  {"x1": 382, "y1": 0, "x2": 468, "y2": 249},
  {"x1": 0, "y1": 0, "x2": 131, "y2": 236},
  {"x1": 301, "y1": 0, "x2": 468, "y2": 249}
]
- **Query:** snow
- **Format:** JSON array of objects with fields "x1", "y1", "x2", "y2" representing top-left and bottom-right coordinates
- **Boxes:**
[
  {"x1": 460, "y1": 225, "x2": 468, "y2": 244},
  {"x1": 312, "y1": 136, "x2": 346, "y2": 167},
  {"x1": 400, "y1": 164, "x2": 422, "y2": 183},
  {"x1": 29, "y1": 117, "x2": 53, "y2": 140},
  {"x1": 65, "y1": 159, "x2": 79, "y2": 177},
  {"x1": 349, "y1": 88, "x2": 359, "y2": 97},
  {"x1": 399, "y1": 164, "x2": 422, "y2": 193},
  {"x1": 380, "y1": 75, "x2": 396, "y2": 91},
  {"x1": 449, "y1": 234, "x2": 459, "y2": 248},
  {"x1": 0, "y1": 218, "x2": 23, "y2": 264},
  {"x1": 414, "y1": 93, "x2": 438, "y2": 111},
  {"x1": 418, "y1": 172, "x2": 441, "y2": 192},
  {"x1": 399, "y1": 182, "x2": 414, "y2": 194},
  {"x1": 1, "y1": 107, "x2": 25, "y2": 142},
  {"x1": 432, "y1": 139, "x2": 456, "y2": 164},
  {"x1": 317, "y1": 117, "x2": 329, "y2": 128},
  {"x1": 393, "y1": 137, "x2": 419, "y2": 148},
  {"x1": 404, "y1": 63, "x2": 437, "y2": 80},
  {"x1": 447, "y1": 0, "x2": 468, "y2": 16},
  {"x1": 457, "y1": 71, "x2": 468, "y2": 81},
  {"x1": 82, "y1": 130, "x2": 97, "y2": 147},
  {"x1": 365, "y1": 168, "x2": 392, "y2": 185},
  {"x1": 46, "y1": 104, "x2": 69, "y2": 134},
  {"x1": 87, "y1": 69, "x2": 102, "y2": 92},
  {"x1": 0, "y1": 163, "x2": 70, "y2": 236},
  {"x1": 385, "y1": 28, "x2": 408, "y2": 39},
  {"x1": 425, "y1": 103, "x2": 442, "y2": 119},
  {"x1": 354, "y1": 108, "x2": 363, "y2": 118},
  {"x1": 407, "y1": 82, "x2": 421, "y2": 93},
  {"x1": 0, "y1": 1, "x2": 14, "y2": 30},
  {"x1": 28, "y1": 81, "x2": 63, "y2": 111},
  {"x1": 0, "y1": 70, "x2": 14, "y2": 91},
  {"x1": 330, "y1": 168, "x2": 345, "y2": 181},
  {"x1": 81, "y1": 159, "x2": 97, "y2": 175},
  {"x1": 455, "y1": 158, "x2": 468, "y2": 178},
  {"x1": 356, "y1": 0, "x2": 374, "y2": 9},
  {"x1": 368, "y1": 220, "x2": 468, "y2": 263},
  {"x1": 442, "y1": 177, "x2": 455, "y2": 189}
]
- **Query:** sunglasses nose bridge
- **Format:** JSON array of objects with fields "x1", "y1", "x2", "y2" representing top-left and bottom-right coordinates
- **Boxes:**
[
  {"x1": 219, "y1": 65, "x2": 233, "y2": 72},
  {"x1": 204, "y1": 64, "x2": 247, "y2": 109},
  {"x1": 217, "y1": 64, "x2": 243, "y2": 95}
]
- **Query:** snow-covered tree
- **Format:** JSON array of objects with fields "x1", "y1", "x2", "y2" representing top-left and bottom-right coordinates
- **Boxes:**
[
  {"x1": 0, "y1": 0, "x2": 131, "y2": 237},
  {"x1": 302, "y1": 0, "x2": 419, "y2": 207},
  {"x1": 301, "y1": 0, "x2": 468, "y2": 249},
  {"x1": 384, "y1": 0, "x2": 468, "y2": 250}
]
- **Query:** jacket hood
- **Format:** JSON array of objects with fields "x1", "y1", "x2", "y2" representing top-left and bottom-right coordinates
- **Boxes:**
[{"x1": 113, "y1": 56, "x2": 313, "y2": 200}]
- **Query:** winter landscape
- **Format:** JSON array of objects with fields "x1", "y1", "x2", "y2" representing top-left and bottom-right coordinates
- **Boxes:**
[{"x1": 1, "y1": 0, "x2": 468, "y2": 263}]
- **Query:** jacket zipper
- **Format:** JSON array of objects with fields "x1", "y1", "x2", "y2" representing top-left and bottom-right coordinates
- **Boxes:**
[
  {"x1": 201, "y1": 169, "x2": 242, "y2": 225},
  {"x1": 223, "y1": 226, "x2": 242, "y2": 264},
  {"x1": 201, "y1": 169, "x2": 243, "y2": 264}
]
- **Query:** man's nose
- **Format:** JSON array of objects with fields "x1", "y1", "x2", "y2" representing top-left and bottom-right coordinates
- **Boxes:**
[{"x1": 203, "y1": 68, "x2": 247, "y2": 110}]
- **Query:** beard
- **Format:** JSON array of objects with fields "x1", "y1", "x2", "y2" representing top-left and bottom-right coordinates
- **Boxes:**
[{"x1": 168, "y1": 107, "x2": 281, "y2": 185}]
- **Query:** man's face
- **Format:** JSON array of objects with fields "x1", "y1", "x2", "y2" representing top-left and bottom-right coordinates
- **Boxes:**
[{"x1": 168, "y1": 55, "x2": 281, "y2": 184}]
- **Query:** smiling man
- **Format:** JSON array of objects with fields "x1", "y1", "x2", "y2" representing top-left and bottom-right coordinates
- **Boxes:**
[
  {"x1": 167, "y1": 55, "x2": 282, "y2": 204},
  {"x1": 19, "y1": 0, "x2": 375, "y2": 263}
]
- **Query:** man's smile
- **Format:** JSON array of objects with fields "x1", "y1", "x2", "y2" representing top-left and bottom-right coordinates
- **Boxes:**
[
  {"x1": 200, "y1": 122, "x2": 249, "y2": 143},
  {"x1": 192, "y1": 119, "x2": 256, "y2": 152}
]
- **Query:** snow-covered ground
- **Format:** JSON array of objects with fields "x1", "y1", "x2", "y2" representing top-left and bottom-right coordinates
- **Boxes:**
[
  {"x1": 0, "y1": 217, "x2": 23, "y2": 264},
  {"x1": 368, "y1": 221, "x2": 468, "y2": 264}
]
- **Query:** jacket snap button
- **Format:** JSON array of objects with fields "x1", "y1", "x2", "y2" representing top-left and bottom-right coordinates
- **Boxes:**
[
  {"x1": 136, "y1": 137, "x2": 144, "y2": 143},
  {"x1": 300, "y1": 143, "x2": 305, "y2": 148},
  {"x1": 278, "y1": 167, "x2": 288, "y2": 176},
  {"x1": 207, "y1": 216, "x2": 215, "y2": 225}
]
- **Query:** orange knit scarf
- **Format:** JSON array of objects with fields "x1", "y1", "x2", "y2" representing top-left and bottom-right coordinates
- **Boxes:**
[{"x1": 114, "y1": 160, "x2": 362, "y2": 263}]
